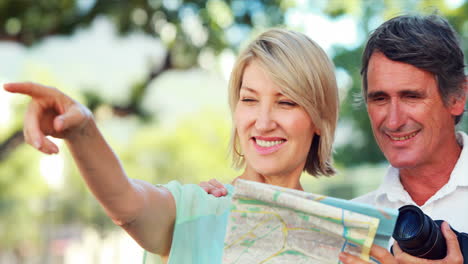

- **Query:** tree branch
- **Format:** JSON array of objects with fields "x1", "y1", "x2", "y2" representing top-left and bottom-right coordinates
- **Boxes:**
[{"x1": 0, "y1": 130, "x2": 24, "y2": 162}]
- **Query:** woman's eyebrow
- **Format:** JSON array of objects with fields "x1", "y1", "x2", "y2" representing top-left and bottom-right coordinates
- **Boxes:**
[{"x1": 240, "y1": 86, "x2": 257, "y2": 94}]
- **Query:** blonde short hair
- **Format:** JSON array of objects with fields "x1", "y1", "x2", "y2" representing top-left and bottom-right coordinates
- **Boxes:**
[{"x1": 228, "y1": 28, "x2": 339, "y2": 177}]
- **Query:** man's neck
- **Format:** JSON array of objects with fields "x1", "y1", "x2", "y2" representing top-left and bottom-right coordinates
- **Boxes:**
[{"x1": 399, "y1": 140, "x2": 462, "y2": 206}]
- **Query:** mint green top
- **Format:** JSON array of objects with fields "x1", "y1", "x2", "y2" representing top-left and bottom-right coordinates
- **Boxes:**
[{"x1": 143, "y1": 181, "x2": 234, "y2": 264}]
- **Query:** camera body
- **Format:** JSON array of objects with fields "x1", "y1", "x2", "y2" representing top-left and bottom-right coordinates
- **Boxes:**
[{"x1": 392, "y1": 205, "x2": 468, "y2": 262}]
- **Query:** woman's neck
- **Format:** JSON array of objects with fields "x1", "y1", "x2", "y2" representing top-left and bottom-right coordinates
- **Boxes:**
[{"x1": 235, "y1": 167, "x2": 303, "y2": 191}]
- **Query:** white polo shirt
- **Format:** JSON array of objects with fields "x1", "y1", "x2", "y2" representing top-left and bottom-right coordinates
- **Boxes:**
[{"x1": 353, "y1": 131, "x2": 468, "y2": 233}]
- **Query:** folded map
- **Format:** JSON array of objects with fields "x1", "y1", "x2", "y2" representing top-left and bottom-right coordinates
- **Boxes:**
[{"x1": 222, "y1": 179, "x2": 398, "y2": 264}]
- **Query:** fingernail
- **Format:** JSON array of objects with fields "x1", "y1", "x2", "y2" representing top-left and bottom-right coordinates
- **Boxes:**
[
  {"x1": 56, "y1": 117, "x2": 64, "y2": 130},
  {"x1": 443, "y1": 221, "x2": 450, "y2": 230}
]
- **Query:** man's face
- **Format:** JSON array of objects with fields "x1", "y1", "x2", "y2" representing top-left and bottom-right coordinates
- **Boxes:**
[{"x1": 366, "y1": 52, "x2": 464, "y2": 169}]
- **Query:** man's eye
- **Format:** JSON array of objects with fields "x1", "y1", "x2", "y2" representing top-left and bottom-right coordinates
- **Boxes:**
[{"x1": 370, "y1": 97, "x2": 386, "y2": 102}]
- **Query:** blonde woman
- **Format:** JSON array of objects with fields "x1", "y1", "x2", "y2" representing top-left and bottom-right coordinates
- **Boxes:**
[{"x1": 5, "y1": 28, "x2": 339, "y2": 263}]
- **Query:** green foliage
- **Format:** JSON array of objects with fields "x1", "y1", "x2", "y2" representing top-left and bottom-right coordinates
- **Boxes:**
[
  {"x1": 0, "y1": 144, "x2": 47, "y2": 248},
  {"x1": 332, "y1": 45, "x2": 386, "y2": 166},
  {"x1": 0, "y1": 0, "x2": 286, "y2": 54}
]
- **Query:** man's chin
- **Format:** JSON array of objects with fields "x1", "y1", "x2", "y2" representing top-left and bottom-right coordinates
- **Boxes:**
[
  {"x1": 387, "y1": 157, "x2": 418, "y2": 169},
  {"x1": 383, "y1": 151, "x2": 418, "y2": 169}
]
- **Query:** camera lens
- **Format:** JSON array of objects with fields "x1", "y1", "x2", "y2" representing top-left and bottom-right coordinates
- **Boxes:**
[
  {"x1": 394, "y1": 209, "x2": 420, "y2": 239},
  {"x1": 392, "y1": 205, "x2": 447, "y2": 259}
]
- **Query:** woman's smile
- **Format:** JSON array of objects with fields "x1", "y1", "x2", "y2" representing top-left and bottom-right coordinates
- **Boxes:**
[{"x1": 252, "y1": 136, "x2": 287, "y2": 155}]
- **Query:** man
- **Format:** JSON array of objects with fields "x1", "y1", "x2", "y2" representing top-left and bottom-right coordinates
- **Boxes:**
[
  {"x1": 341, "y1": 14, "x2": 467, "y2": 263},
  {"x1": 353, "y1": 13, "x2": 467, "y2": 231}
]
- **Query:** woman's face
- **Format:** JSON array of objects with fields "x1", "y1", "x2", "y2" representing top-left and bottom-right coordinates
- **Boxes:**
[{"x1": 234, "y1": 60, "x2": 318, "y2": 178}]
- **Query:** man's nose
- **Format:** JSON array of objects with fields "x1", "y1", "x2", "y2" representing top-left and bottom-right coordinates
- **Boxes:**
[
  {"x1": 255, "y1": 106, "x2": 277, "y2": 132},
  {"x1": 385, "y1": 100, "x2": 406, "y2": 131}
]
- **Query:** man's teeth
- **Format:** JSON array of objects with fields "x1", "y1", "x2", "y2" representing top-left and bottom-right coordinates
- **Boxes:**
[
  {"x1": 256, "y1": 139, "x2": 284, "y2": 147},
  {"x1": 390, "y1": 132, "x2": 418, "y2": 141}
]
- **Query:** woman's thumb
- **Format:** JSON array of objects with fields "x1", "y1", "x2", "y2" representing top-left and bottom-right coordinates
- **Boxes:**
[{"x1": 53, "y1": 105, "x2": 88, "y2": 132}]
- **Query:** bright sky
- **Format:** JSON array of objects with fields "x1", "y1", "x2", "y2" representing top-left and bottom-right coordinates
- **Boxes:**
[
  {"x1": 446, "y1": 0, "x2": 465, "y2": 8},
  {"x1": 285, "y1": 9, "x2": 360, "y2": 55}
]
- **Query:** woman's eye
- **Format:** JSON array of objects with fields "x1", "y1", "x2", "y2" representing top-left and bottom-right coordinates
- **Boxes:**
[
  {"x1": 240, "y1": 98, "x2": 257, "y2": 103},
  {"x1": 279, "y1": 101, "x2": 297, "y2": 106}
]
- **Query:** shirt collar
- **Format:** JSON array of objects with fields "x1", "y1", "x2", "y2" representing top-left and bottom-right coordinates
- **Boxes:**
[
  {"x1": 450, "y1": 131, "x2": 468, "y2": 186},
  {"x1": 373, "y1": 166, "x2": 414, "y2": 204}
]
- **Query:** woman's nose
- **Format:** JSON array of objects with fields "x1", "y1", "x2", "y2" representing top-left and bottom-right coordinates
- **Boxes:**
[{"x1": 254, "y1": 106, "x2": 277, "y2": 132}]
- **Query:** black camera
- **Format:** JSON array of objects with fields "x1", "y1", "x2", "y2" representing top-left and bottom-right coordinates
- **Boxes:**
[{"x1": 391, "y1": 205, "x2": 468, "y2": 262}]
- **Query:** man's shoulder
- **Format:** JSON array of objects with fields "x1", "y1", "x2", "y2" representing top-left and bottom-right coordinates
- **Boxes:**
[{"x1": 351, "y1": 190, "x2": 380, "y2": 205}]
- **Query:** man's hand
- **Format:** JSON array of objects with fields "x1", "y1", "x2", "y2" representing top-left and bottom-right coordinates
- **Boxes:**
[
  {"x1": 4, "y1": 82, "x2": 93, "y2": 154},
  {"x1": 339, "y1": 221, "x2": 463, "y2": 264},
  {"x1": 199, "y1": 179, "x2": 228, "y2": 197},
  {"x1": 392, "y1": 221, "x2": 463, "y2": 263}
]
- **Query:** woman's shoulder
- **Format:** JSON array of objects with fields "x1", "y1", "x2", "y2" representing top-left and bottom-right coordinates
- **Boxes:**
[{"x1": 161, "y1": 180, "x2": 234, "y2": 223}]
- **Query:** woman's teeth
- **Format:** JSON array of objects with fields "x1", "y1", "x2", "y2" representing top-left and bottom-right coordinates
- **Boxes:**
[{"x1": 256, "y1": 139, "x2": 284, "y2": 147}]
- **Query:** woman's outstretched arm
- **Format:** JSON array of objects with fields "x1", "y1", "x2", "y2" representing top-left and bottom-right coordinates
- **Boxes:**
[{"x1": 5, "y1": 82, "x2": 176, "y2": 255}]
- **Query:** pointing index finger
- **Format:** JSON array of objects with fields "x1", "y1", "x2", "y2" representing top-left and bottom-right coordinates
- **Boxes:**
[{"x1": 4, "y1": 82, "x2": 54, "y2": 98}]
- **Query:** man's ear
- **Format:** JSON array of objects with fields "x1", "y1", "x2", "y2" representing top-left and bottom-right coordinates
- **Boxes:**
[{"x1": 449, "y1": 76, "x2": 467, "y2": 116}]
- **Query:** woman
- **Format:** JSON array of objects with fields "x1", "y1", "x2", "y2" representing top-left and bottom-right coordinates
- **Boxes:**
[{"x1": 4, "y1": 28, "x2": 339, "y2": 263}]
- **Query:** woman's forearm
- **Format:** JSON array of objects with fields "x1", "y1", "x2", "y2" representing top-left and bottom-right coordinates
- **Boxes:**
[
  {"x1": 65, "y1": 120, "x2": 137, "y2": 220},
  {"x1": 65, "y1": 119, "x2": 176, "y2": 254}
]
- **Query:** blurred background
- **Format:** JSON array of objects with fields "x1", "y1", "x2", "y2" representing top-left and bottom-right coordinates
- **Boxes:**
[{"x1": 0, "y1": 0, "x2": 466, "y2": 263}]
